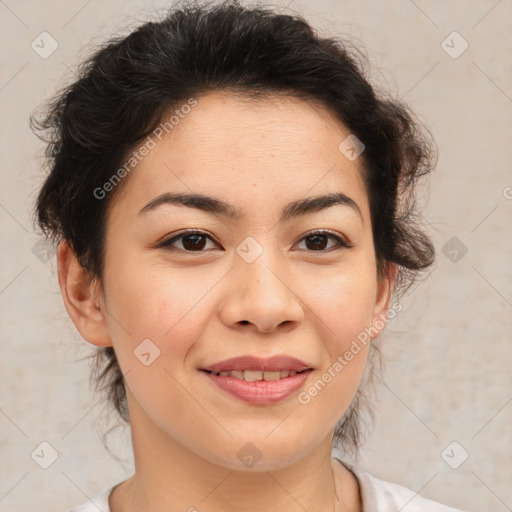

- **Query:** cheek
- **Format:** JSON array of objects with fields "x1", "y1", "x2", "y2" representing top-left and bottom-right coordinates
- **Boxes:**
[
  {"x1": 101, "y1": 264, "x2": 217, "y2": 439},
  {"x1": 299, "y1": 265, "x2": 377, "y2": 407},
  {"x1": 102, "y1": 260, "x2": 218, "y2": 365},
  {"x1": 256, "y1": 260, "x2": 374, "y2": 411},
  {"x1": 310, "y1": 263, "x2": 378, "y2": 344}
]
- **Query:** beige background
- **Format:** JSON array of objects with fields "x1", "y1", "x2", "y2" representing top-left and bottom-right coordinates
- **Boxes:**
[{"x1": 1, "y1": 0, "x2": 511, "y2": 511}]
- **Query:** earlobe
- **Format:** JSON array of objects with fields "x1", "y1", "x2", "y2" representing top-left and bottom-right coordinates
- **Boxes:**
[{"x1": 57, "y1": 239, "x2": 112, "y2": 347}]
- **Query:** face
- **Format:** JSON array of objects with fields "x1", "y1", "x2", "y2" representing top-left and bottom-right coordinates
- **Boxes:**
[{"x1": 83, "y1": 92, "x2": 393, "y2": 470}]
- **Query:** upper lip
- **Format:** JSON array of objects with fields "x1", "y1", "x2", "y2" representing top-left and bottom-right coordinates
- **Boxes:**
[{"x1": 201, "y1": 355, "x2": 313, "y2": 373}]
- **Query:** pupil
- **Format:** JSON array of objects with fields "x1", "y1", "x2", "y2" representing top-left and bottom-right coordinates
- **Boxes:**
[
  {"x1": 183, "y1": 234, "x2": 205, "y2": 250},
  {"x1": 307, "y1": 234, "x2": 326, "y2": 250}
]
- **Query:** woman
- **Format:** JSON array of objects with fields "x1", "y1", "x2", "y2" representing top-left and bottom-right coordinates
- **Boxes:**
[{"x1": 31, "y1": 1, "x2": 467, "y2": 510}]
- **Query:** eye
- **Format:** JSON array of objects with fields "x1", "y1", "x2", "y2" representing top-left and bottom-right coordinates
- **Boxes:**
[
  {"x1": 294, "y1": 229, "x2": 353, "y2": 252},
  {"x1": 158, "y1": 229, "x2": 353, "y2": 253},
  {"x1": 158, "y1": 230, "x2": 218, "y2": 252}
]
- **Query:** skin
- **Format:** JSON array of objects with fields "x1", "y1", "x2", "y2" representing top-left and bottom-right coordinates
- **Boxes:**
[{"x1": 58, "y1": 91, "x2": 396, "y2": 512}]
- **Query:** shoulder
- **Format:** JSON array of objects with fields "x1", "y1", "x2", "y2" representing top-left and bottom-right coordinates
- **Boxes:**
[
  {"x1": 333, "y1": 455, "x2": 468, "y2": 512},
  {"x1": 65, "y1": 486, "x2": 114, "y2": 512}
]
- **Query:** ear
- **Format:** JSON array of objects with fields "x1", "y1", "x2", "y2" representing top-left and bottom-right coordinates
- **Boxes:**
[
  {"x1": 370, "y1": 262, "x2": 398, "y2": 340},
  {"x1": 57, "y1": 239, "x2": 112, "y2": 347}
]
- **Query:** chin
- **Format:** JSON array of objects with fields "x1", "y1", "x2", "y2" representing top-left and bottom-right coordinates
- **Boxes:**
[{"x1": 197, "y1": 437, "x2": 314, "y2": 472}]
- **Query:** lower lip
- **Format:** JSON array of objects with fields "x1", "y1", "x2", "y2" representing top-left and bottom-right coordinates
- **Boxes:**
[{"x1": 201, "y1": 370, "x2": 313, "y2": 404}]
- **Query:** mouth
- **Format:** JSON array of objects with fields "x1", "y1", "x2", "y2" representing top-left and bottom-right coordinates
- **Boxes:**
[
  {"x1": 200, "y1": 368, "x2": 312, "y2": 381},
  {"x1": 198, "y1": 355, "x2": 314, "y2": 404},
  {"x1": 200, "y1": 354, "x2": 314, "y2": 374},
  {"x1": 200, "y1": 368, "x2": 313, "y2": 404}
]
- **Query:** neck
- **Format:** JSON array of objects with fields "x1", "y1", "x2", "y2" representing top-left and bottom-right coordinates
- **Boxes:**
[{"x1": 110, "y1": 400, "x2": 361, "y2": 512}]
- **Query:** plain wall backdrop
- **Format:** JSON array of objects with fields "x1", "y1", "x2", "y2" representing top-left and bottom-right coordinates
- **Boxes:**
[{"x1": 1, "y1": 0, "x2": 511, "y2": 511}]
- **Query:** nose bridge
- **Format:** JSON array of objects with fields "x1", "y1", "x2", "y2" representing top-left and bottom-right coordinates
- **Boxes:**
[
  {"x1": 238, "y1": 238, "x2": 288, "y2": 301},
  {"x1": 221, "y1": 235, "x2": 304, "y2": 332}
]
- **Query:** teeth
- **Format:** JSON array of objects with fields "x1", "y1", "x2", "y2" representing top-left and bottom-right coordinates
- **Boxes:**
[
  {"x1": 244, "y1": 370, "x2": 263, "y2": 382},
  {"x1": 211, "y1": 369, "x2": 304, "y2": 381}
]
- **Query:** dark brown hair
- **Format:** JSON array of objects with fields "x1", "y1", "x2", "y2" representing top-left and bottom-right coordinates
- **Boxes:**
[{"x1": 31, "y1": 0, "x2": 436, "y2": 458}]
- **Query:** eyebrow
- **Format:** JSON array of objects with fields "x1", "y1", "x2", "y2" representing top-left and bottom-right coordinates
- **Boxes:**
[{"x1": 139, "y1": 191, "x2": 363, "y2": 223}]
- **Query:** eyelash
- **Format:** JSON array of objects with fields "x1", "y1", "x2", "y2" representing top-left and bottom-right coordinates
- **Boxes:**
[{"x1": 158, "y1": 229, "x2": 354, "y2": 253}]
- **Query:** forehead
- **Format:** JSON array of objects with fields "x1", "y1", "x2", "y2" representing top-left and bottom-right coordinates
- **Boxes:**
[
  {"x1": 110, "y1": 91, "x2": 369, "y2": 219},
  {"x1": 161, "y1": 91, "x2": 356, "y2": 164}
]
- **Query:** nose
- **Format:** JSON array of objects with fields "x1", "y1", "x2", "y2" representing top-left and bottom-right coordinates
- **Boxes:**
[{"x1": 219, "y1": 253, "x2": 305, "y2": 334}]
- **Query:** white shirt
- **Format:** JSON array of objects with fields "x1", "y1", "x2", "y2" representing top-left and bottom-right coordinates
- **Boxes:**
[{"x1": 68, "y1": 452, "x2": 467, "y2": 511}]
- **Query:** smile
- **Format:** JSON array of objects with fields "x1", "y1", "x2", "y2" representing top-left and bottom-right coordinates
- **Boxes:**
[
  {"x1": 201, "y1": 368, "x2": 313, "y2": 404},
  {"x1": 203, "y1": 369, "x2": 310, "y2": 381}
]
